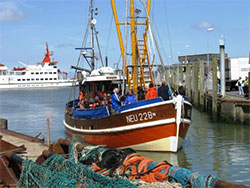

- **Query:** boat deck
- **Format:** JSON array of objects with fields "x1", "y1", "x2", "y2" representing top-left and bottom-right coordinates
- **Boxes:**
[{"x1": 0, "y1": 128, "x2": 48, "y2": 161}]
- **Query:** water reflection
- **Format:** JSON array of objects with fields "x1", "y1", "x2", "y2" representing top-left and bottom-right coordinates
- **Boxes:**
[{"x1": 0, "y1": 88, "x2": 249, "y2": 186}]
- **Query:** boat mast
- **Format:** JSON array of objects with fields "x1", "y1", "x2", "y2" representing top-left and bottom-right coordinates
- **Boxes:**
[
  {"x1": 90, "y1": 0, "x2": 95, "y2": 71},
  {"x1": 130, "y1": 0, "x2": 138, "y2": 93},
  {"x1": 110, "y1": 0, "x2": 131, "y2": 89},
  {"x1": 111, "y1": 0, "x2": 154, "y2": 93}
]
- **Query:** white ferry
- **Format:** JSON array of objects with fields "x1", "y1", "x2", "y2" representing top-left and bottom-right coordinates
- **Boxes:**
[{"x1": 0, "y1": 43, "x2": 74, "y2": 89}]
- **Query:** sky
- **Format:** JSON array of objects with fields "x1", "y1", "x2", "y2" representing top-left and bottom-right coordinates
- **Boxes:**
[{"x1": 0, "y1": 0, "x2": 249, "y2": 74}]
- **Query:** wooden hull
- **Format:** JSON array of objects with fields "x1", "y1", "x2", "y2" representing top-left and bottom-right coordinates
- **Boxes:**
[{"x1": 64, "y1": 96, "x2": 192, "y2": 152}]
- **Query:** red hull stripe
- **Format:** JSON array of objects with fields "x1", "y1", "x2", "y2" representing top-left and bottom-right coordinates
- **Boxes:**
[{"x1": 65, "y1": 122, "x2": 190, "y2": 148}]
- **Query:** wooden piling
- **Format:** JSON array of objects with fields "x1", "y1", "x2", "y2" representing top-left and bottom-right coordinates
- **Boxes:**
[
  {"x1": 176, "y1": 65, "x2": 180, "y2": 86},
  {"x1": 186, "y1": 64, "x2": 192, "y2": 100},
  {"x1": 192, "y1": 62, "x2": 199, "y2": 106},
  {"x1": 212, "y1": 57, "x2": 218, "y2": 114},
  {"x1": 179, "y1": 65, "x2": 183, "y2": 85},
  {"x1": 0, "y1": 118, "x2": 8, "y2": 129},
  {"x1": 199, "y1": 61, "x2": 205, "y2": 109},
  {"x1": 46, "y1": 119, "x2": 50, "y2": 146}
]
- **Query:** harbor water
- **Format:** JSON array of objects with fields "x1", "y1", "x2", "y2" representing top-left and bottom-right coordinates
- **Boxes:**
[{"x1": 0, "y1": 87, "x2": 249, "y2": 186}]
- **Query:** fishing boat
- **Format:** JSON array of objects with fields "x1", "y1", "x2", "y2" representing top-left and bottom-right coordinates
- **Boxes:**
[
  {"x1": 0, "y1": 43, "x2": 74, "y2": 89},
  {"x1": 64, "y1": 0, "x2": 192, "y2": 152}
]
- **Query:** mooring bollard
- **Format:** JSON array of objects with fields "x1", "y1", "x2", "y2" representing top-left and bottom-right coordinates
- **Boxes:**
[{"x1": 0, "y1": 118, "x2": 8, "y2": 129}]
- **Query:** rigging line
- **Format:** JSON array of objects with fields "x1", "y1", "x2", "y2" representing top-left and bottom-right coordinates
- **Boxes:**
[
  {"x1": 94, "y1": 26, "x2": 104, "y2": 67},
  {"x1": 152, "y1": 17, "x2": 169, "y2": 65},
  {"x1": 68, "y1": 3, "x2": 92, "y2": 105},
  {"x1": 140, "y1": 0, "x2": 168, "y2": 84},
  {"x1": 163, "y1": 0, "x2": 174, "y2": 64},
  {"x1": 122, "y1": 0, "x2": 129, "y2": 95},
  {"x1": 104, "y1": 14, "x2": 113, "y2": 58}
]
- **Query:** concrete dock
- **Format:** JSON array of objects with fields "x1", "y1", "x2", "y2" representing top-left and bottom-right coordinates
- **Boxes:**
[{"x1": 156, "y1": 57, "x2": 250, "y2": 124}]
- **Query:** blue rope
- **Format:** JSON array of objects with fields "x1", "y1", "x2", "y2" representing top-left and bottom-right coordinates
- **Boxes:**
[{"x1": 167, "y1": 166, "x2": 217, "y2": 188}]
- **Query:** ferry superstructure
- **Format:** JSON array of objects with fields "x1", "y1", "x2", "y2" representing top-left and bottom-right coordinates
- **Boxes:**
[{"x1": 0, "y1": 43, "x2": 74, "y2": 89}]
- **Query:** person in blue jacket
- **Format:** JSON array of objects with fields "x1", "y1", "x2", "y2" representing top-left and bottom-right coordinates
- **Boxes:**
[
  {"x1": 124, "y1": 89, "x2": 136, "y2": 105},
  {"x1": 111, "y1": 88, "x2": 121, "y2": 112}
]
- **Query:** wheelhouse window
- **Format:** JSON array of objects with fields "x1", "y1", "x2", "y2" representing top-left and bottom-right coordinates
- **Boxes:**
[
  {"x1": 45, "y1": 78, "x2": 48, "y2": 80},
  {"x1": 27, "y1": 79, "x2": 30, "y2": 81},
  {"x1": 54, "y1": 78, "x2": 57, "y2": 80},
  {"x1": 22, "y1": 79, "x2": 25, "y2": 81},
  {"x1": 36, "y1": 72, "x2": 39, "y2": 75},
  {"x1": 17, "y1": 79, "x2": 21, "y2": 81},
  {"x1": 36, "y1": 78, "x2": 39, "y2": 81},
  {"x1": 31, "y1": 72, "x2": 34, "y2": 75},
  {"x1": 53, "y1": 72, "x2": 57, "y2": 74},
  {"x1": 40, "y1": 72, "x2": 43, "y2": 74},
  {"x1": 41, "y1": 78, "x2": 44, "y2": 81},
  {"x1": 49, "y1": 78, "x2": 52, "y2": 80},
  {"x1": 49, "y1": 72, "x2": 52, "y2": 74}
]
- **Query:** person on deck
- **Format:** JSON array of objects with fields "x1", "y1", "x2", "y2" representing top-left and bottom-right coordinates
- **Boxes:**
[
  {"x1": 145, "y1": 83, "x2": 157, "y2": 99},
  {"x1": 111, "y1": 88, "x2": 121, "y2": 112},
  {"x1": 236, "y1": 77, "x2": 244, "y2": 95},
  {"x1": 137, "y1": 86, "x2": 145, "y2": 101},
  {"x1": 157, "y1": 81, "x2": 171, "y2": 101},
  {"x1": 124, "y1": 89, "x2": 136, "y2": 105},
  {"x1": 78, "y1": 91, "x2": 84, "y2": 101},
  {"x1": 243, "y1": 76, "x2": 249, "y2": 98},
  {"x1": 178, "y1": 83, "x2": 186, "y2": 96}
]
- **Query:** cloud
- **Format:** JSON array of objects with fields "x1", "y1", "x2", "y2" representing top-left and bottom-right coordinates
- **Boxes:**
[
  {"x1": 0, "y1": 1, "x2": 24, "y2": 21},
  {"x1": 197, "y1": 21, "x2": 213, "y2": 29},
  {"x1": 55, "y1": 43, "x2": 75, "y2": 49}
]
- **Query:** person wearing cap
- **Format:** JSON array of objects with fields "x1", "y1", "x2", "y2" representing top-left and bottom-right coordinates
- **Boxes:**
[
  {"x1": 111, "y1": 88, "x2": 121, "y2": 111},
  {"x1": 178, "y1": 83, "x2": 185, "y2": 96}
]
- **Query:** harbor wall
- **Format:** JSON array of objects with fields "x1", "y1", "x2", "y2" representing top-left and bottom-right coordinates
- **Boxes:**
[{"x1": 157, "y1": 57, "x2": 250, "y2": 124}]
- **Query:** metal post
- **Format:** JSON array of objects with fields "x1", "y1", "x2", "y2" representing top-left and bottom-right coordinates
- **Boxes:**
[
  {"x1": 219, "y1": 36, "x2": 225, "y2": 96},
  {"x1": 207, "y1": 28, "x2": 214, "y2": 67}
]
